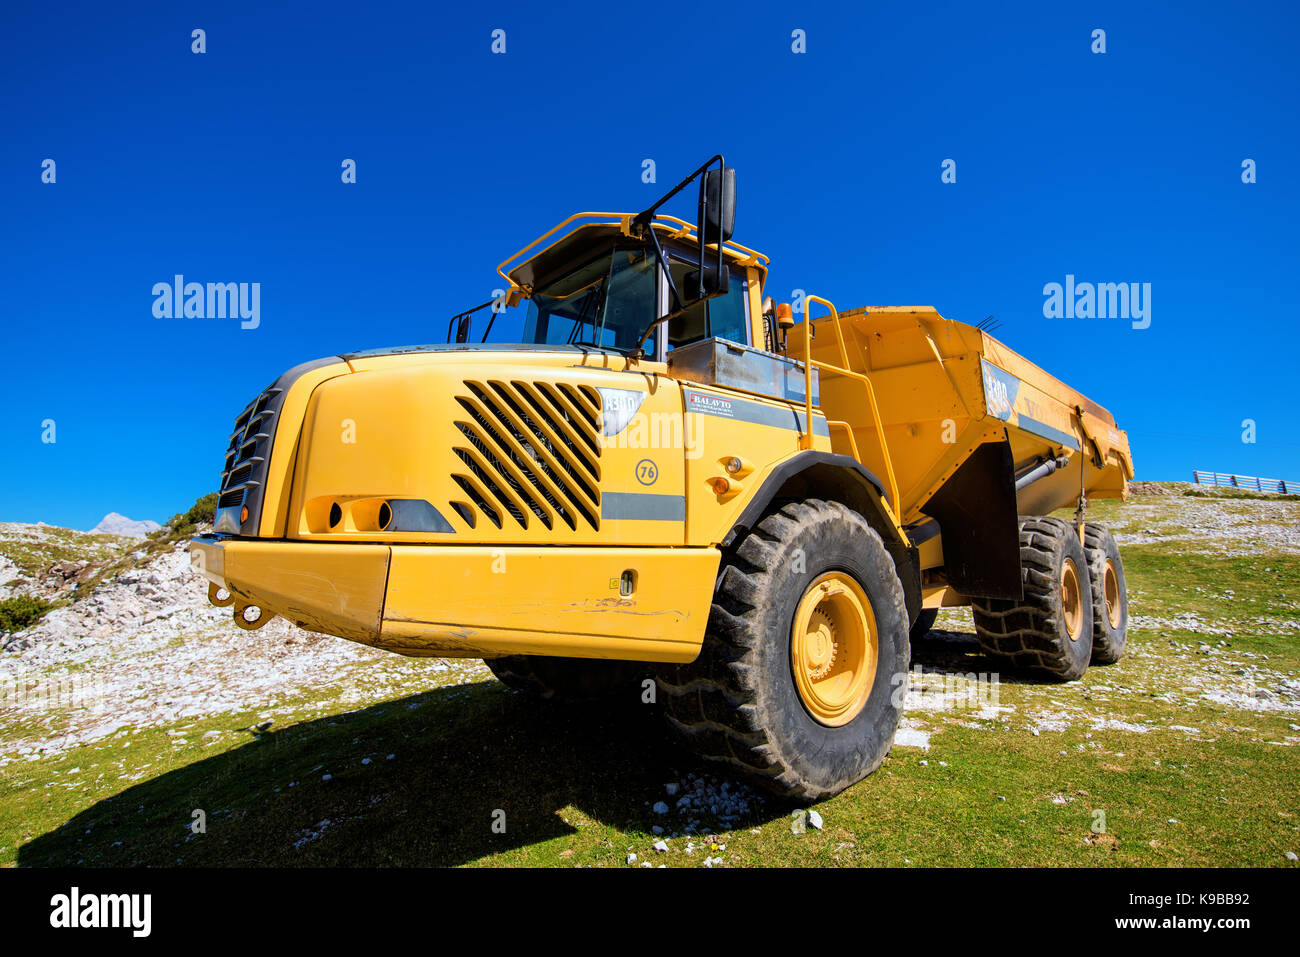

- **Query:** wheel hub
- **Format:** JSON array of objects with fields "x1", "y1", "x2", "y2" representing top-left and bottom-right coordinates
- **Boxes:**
[
  {"x1": 791, "y1": 572, "x2": 878, "y2": 727},
  {"x1": 1103, "y1": 558, "x2": 1122, "y2": 628},
  {"x1": 1062, "y1": 558, "x2": 1083, "y2": 641},
  {"x1": 802, "y1": 609, "x2": 837, "y2": 679}
]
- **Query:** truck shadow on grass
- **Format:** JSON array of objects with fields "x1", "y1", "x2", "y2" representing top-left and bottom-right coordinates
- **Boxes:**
[
  {"x1": 19, "y1": 680, "x2": 780, "y2": 868},
  {"x1": 910, "y1": 628, "x2": 1059, "y2": 684}
]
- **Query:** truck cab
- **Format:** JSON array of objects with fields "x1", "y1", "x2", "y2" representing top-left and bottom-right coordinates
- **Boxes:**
[{"x1": 192, "y1": 189, "x2": 854, "y2": 665}]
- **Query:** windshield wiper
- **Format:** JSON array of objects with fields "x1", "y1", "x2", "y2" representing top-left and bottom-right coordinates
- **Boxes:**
[{"x1": 447, "y1": 298, "x2": 498, "y2": 343}]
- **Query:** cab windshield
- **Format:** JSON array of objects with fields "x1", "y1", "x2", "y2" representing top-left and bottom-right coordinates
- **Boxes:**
[{"x1": 522, "y1": 247, "x2": 657, "y2": 353}]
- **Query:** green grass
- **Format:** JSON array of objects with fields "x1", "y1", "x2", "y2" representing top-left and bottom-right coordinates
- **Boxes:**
[
  {"x1": 2, "y1": 485, "x2": 1298, "y2": 867},
  {"x1": 6, "y1": 680, "x2": 1296, "y2": 868}
]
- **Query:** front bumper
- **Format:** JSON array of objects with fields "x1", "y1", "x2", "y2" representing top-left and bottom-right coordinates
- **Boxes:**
[{"x1": 190, "y1": 536, "x2": 718, "y2": 663}]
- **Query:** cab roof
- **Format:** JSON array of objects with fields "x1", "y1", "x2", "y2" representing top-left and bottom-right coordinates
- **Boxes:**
[{"x1": 499, "y1": 213, "x2": 769, "y2": 294}]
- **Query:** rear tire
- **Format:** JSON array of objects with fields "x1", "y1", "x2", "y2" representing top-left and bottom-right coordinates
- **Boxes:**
[
  {"x1": 485, "y1": 655, "x2": 647, "y2": 701},
  {"x1": 971, "y1": 516, "x2": 1094, "y2": 681},
  {"x1": 657, "y1": 499, "x2": 910, "y2": 801},
  {"x1": 1083, "y1": 523, "x2": 1127, "y2": 664}
]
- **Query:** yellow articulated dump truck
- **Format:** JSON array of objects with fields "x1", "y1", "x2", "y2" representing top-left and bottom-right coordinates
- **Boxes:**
[{"x1": 192, "y1": 157, "x2": 1134, "y2": 799}]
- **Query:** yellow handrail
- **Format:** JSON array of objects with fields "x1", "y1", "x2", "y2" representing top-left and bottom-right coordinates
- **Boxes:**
[
  {"x1": 826, "y1": 420, "x2": 861, "y2": 460},
  {"x1": 497, "y1": 211, "x2": 630, "y2": 286},
  {"x1": 801, "y1": 295, "x2": 903, "y2": 516},
  {"x1": 800, "y1": 314, "x2": 815, "y2": 452}
]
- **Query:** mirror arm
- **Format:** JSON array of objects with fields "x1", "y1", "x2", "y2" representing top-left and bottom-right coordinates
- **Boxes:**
[
  {"x1": 631, "y1": 278, "x2": 729, "y2": 360},
  {"x1": 632, "y1": 153, "x2": 724, "y2": 230},
  {"x1": 631, "y1": 312, "x2": 666, "y2": 361}
]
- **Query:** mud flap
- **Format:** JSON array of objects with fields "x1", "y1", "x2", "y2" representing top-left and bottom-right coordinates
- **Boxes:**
[{"x1": 920, "y1": 440, "x2": 1022, "y2": 601}]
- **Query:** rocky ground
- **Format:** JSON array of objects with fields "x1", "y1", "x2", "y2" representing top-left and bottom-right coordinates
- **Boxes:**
[
  {"x1": 0, "y1": 523, "x2": 489, "y2": 768},
  {"x1": 901, "y1": 484, "x2": 1300, "y2": 750},
  {"x1": 1102, "y1": 484, "x2": 1300, "y2": 556}
]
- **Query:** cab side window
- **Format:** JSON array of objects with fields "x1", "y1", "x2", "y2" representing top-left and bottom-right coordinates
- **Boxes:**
[{"x1": 666, "y1": 259, "x2": 748, "y2": 350}]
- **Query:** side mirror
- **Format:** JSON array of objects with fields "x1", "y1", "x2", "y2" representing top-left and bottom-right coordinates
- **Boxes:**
[
  {"x1": 628, "y1": 155, "x2": 738, "y2": 356},
  {"x1": 699, "y1": 167, "x2": 736, "y2": 244}
]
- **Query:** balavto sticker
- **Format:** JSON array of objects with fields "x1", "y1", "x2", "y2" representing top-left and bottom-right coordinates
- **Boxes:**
[{"x1": 684, "y1": 390, "x2": 736, "y2": 419}]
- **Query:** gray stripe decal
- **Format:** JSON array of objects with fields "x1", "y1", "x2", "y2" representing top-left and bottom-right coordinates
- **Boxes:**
[
  {"x1": 684, "y1": 389, "x2": 830, "y2": 437},
  {"x1": 602, "y1": 492, "x2": 686, "y2": 521},
  {"x1": 1017, "y1": 414, "x2": 1081, "y2": 452}
]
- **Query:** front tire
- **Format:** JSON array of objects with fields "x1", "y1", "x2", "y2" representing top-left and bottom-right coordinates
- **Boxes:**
[{"x1": 657, "y1": 499, "x2": 910, "y2": 801}]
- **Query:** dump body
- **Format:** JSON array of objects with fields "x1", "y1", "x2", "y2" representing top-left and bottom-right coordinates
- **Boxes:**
[
  {"x1": 789, "y1": 304, "x2": 1133, "y2": 608},
  {"x1": 799, "y1": 305, "x2": 1133, "y2": 521}
]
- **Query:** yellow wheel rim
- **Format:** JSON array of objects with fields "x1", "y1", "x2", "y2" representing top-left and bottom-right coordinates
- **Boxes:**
[
  {"x1": 1103, "y1": 558, "x2": 1122, "y2": 629},
  {"x1": 1062, "y1": 558, "x2": 1084, "y2": 641},
  {"x1": 790, "y1": 572, "x2": 878, "y2": 727}
]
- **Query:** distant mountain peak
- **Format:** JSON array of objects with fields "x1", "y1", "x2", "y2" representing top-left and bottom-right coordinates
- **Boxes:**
[{"x1": 90, "y1": 512, "x2": 161, "y2": 538}]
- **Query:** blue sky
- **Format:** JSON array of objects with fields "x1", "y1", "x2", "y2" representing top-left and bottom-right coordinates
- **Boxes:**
[{"x1": 2, "y1": 1, "x2": 1298, "y2": 529}]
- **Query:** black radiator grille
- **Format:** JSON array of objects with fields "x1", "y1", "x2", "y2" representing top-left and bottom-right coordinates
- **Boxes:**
[
  {"x1": 449, "y1": 379, "x2": 602, "y2": 532},
  {"x1": 217, "y1": 387, "x2": 281, "y2": 510}
]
